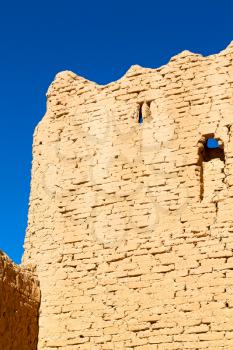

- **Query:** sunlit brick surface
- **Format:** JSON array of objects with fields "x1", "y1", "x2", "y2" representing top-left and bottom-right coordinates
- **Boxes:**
[{"x1": 23, "y1": 42, "x2": 233, "y2": 349}]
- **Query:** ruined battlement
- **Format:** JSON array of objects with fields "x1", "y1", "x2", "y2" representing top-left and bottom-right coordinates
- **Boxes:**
[{"x1": 2, "y1": 42, "x2": 233, "y2": 349}]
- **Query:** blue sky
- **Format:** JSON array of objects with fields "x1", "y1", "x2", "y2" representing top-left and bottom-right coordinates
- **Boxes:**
[{"x1": 1, "y1": 0, "x2": 233, "y2": 263}]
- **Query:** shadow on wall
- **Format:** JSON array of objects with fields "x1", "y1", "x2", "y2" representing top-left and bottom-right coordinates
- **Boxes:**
[{"x1": 0, "y1": 251, "x2": 40, "y2": 350}]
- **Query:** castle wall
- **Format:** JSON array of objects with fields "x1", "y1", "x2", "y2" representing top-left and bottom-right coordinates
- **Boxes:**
[
  {"x1": 23, "y1": 43, "x2": 233, "y2": 349},
  {"x1": 0, "y1": 251, "x2": 40, "y2": 350}
]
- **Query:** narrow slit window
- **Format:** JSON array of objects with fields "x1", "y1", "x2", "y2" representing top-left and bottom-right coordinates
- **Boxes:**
[
  {"x1": 138, "y1": 103, "x2": 143, "y2": 124},
  {"x1": 138, "y1": 101, "x2": 152, "y2": 124},
  {"x1": 139, "y1": 114, "x2": 143, "y2": 124}
]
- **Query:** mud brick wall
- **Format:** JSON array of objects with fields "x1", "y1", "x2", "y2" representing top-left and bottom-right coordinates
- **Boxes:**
[
  {"x1": 0, "y1": 251, "x2": 40, "y2": 350},
  {"x1": 23, "y1": 42, "x2": 233, "y2": 349}
]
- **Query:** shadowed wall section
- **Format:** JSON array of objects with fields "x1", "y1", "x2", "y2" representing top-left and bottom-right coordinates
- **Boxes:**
[{"x1": 0, "y1": 251, "x2": 40, "y2": 350}]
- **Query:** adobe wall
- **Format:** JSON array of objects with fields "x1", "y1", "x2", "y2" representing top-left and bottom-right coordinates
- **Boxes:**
[
  {"x1": 23, "y1": 42, "x2": 233, "y2": 349},
  {"x1": 0, "y1": 251, "x2": 40, "y2": 350}
]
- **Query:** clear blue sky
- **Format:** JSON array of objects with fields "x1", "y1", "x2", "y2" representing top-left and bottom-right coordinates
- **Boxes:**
[{"x1": 1, "y1": 0, "x2": 233, "y2": 264}]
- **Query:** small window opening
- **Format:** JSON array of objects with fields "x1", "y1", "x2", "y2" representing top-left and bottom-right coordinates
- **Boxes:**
[
  {"x1": 139, "y1": 114, "x2": 143, "y2": 124},
  {"x1": 202, "y1": 137, "x2": 225, "y2": 162},
  {"x1": 197, "y1": 134, "x2": 225, "y2": 201},
  {"x1": 138, "y1": 101, "x2": 152, "y2": 124},
  {"x1": 206, "y1": 138, "x2": 219, "y2": 149},
  {"x1": 138, "y1": 103, "x2": 143, "y2": 124}
]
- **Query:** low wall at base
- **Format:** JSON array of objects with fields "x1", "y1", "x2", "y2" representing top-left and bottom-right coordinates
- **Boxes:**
[{"x1": 0, "y1": 250, "x2": 40, "y2": 350}]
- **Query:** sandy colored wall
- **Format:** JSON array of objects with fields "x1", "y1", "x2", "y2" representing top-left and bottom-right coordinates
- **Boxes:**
[
  {"x1": 23, "y1": 42, "x2": 233, "y2": 349},
  {"x1": 0, "y1": 251, "x2": 40, "y2": 350}
]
